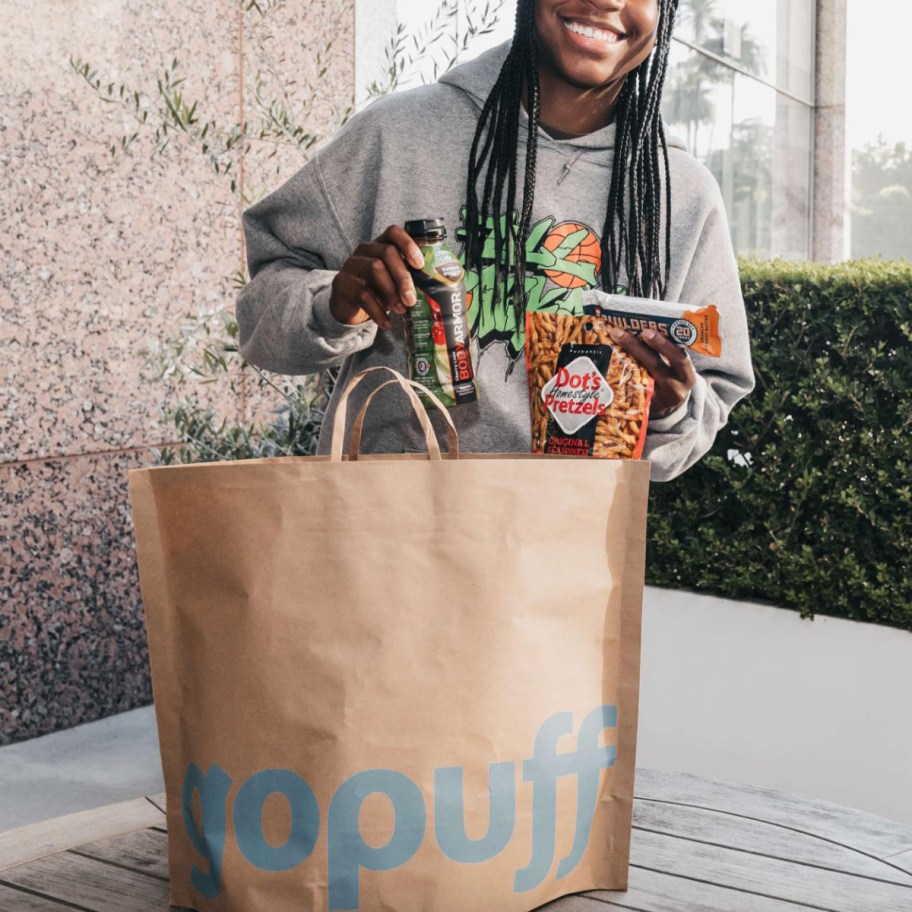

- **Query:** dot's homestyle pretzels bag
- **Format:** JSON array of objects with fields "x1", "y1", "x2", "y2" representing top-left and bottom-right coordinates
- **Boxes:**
[{"x1": 526, "y1": 312, "x2": 654, "y2": 459}]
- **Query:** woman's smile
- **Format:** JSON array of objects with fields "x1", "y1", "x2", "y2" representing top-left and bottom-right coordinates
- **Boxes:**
[
  {"x1": 536, "y1": 1, "x2": 660, "y2": 92},
  {"x1": 560, "y1": 16, "x2": 625, "y2": 46}
]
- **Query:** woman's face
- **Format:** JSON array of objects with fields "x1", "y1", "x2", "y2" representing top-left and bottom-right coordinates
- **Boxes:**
[{"x1": 534, "y1": 0, "x2": 661, "y2": 91}]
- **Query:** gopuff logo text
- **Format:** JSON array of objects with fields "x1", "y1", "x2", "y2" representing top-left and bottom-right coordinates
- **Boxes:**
[{"x1": 182, "y1": 706, "x2": 618, "y2": 910}]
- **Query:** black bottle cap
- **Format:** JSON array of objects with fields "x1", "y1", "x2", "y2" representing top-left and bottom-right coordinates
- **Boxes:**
[{"x1": 404, "y1": 218, "x2": 447, "y2": 240}]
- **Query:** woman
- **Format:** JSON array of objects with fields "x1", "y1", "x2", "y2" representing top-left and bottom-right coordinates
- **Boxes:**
[{"x1": 237, "y1": 0, "x2": 754, "y2": 480}]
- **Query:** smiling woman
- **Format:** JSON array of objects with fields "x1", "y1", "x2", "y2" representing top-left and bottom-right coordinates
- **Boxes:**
[
  {"x1": 237, "y1": 0, "x2": 754, "y2": 481},
  {"x1": 463, "y1": 0, "x2": 678, "y2": 312},
  {"x1": 535, "y1": 0, "x2": 660, "y2": 120}
]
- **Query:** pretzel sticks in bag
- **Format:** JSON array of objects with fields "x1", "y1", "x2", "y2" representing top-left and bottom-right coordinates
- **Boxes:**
[{"x1": 526, "y1": 312, "x2": 654, "y2": 459}]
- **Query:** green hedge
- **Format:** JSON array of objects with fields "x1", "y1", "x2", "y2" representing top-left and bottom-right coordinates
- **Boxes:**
[{"x1": 646, "y1": 258, "x2": 912, "y2": 631}]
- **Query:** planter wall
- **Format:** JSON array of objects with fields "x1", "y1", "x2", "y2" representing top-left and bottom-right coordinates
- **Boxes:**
[{"x1": 638, "y1": 586, "x2": 912, "y2": 824}]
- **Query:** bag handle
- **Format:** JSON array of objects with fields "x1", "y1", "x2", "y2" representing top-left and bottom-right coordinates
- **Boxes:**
[
  {"x1": 330, "y1": 366, "x2": 459, "y2": 462},
  {"x1": 350, "y1": 379, "x2": 460, "y2": 461}
]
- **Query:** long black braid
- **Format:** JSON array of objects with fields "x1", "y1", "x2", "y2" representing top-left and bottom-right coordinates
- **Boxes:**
[{"x1": 464, "y1": 0, "x2": 679, "y2": 318}]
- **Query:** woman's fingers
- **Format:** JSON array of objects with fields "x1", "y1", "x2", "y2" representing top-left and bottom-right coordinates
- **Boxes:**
[
  {"x1": 640, "y1": 328, "x2": 697, "y2": 385},
  {"x1": 330, "y1": 271, "x2": 392, "y2": 330},
  {"x1": 377, "y1": 225, "x2": 425, "y2": 271},
  {"x1": 609, "y1": 327, "x2": 672, "y2": 378},
  {"x1": 374, "y1": 226, "x2": 423, "y2": 307},
  {"x1": 331, "y1": 226, "x2": 425, "y2": 328},
  {"x1": 609, "y1": 326, "x2": 696, "y2": 419},
  {"x1": 610, "y1": 327, "x2": 696, "y2": 381},
  {"x1": 347, "y1": 252, "x2": 405, "y2": 315}
]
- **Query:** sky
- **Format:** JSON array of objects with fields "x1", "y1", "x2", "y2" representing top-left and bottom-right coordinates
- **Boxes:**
[{"x1": 845, "y1": 0, "x2": 910, "y2": 151}]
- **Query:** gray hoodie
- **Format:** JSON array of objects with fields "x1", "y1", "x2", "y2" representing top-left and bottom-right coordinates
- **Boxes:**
[{"x1": 237, "y1": 43, "x2": 754, "y2": 480}]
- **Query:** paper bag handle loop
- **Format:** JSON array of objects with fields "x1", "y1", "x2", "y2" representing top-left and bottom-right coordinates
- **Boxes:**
[
  {"x1": 351, "y1": 379, "x2": 460, "y2": 461},
  {"x1": 330, "y1": 366, "x2": 459, "y2": 462}
]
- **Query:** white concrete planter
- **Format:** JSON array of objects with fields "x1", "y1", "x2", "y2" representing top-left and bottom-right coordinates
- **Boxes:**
[{"x1": 638, "y1": 587, "x2": 912, "y2": 825}]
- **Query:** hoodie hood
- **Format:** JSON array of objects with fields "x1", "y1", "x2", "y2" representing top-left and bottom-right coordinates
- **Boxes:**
[{"x1": 440, "y1": 40, "x2": 687, "y2": 152}]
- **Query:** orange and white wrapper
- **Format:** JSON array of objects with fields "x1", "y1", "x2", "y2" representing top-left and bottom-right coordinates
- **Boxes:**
[{"x1": 582, "y1": 291, "x2": 723, "y2": 358}]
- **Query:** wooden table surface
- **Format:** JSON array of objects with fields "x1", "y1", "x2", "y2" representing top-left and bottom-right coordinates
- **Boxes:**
[{"x1": 1, "y1": 769, "x2": 911, "y2": 911}]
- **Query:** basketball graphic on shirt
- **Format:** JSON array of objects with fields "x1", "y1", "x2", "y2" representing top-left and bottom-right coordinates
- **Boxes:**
[{"x1": 543, "y1": 222, "x2": 602, "y2": 289}]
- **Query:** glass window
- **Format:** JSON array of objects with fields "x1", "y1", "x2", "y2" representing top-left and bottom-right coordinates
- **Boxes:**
[
  {"x1": 673, "y1": 0, "x2": 814, "y2": 103},
  {"x1": 665, "y1": 0, "x2": 816, "y2": 259}
]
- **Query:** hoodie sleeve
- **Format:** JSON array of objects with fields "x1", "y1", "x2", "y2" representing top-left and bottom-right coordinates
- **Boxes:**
[
  {"x1": 642, "y1": 182, "x2": 755, "y2": 482},
  {"x1": 236, "y1": 130, "x2": 380, "y2": 375}
]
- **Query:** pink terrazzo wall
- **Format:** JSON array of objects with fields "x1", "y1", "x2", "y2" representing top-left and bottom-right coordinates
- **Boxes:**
[{"x1": 0, "y1": 0, "x2": 354, "y2": 744}]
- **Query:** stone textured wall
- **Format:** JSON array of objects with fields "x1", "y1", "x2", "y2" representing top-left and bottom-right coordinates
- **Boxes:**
[{"x1": 0, "y1": 0, "x2": 354, "y2": 744}]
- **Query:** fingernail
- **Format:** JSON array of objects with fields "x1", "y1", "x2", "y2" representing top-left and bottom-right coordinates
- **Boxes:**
[
  {"x1": 404, "y1": 290, "x2": 417, "y2": 307},
  {"x1": 411, "y1": 250, "x2": 424, "y2": 268},
  {"x1": 609, "y1": 327, "x2": 625, "y2": 342},
  {"x1": 643, "y1": 329, "x2": 656, "y2": 341}
]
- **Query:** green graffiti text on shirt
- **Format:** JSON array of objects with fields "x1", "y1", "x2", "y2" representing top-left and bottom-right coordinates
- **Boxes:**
[{"x1": 455, "y1": 209, "x2": 603, "y2": 360}]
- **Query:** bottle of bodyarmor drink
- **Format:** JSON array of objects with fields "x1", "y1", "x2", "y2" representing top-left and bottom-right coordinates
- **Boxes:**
[{"x1": 404, "y1": 218, "x2": 478, "y2": 407}]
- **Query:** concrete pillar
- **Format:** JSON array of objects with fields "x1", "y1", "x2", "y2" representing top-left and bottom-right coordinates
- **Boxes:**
[
  {"x1": 813, "y1": 0, "x2": 848, "y2": 262},
  {"x1": 770, "y1": 0, "x2": 815, "y2": 260}
]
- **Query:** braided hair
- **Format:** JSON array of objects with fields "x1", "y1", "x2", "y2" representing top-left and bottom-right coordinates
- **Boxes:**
[{"x1": 464, "y1": 0, "x2": 679, "y2": 317}]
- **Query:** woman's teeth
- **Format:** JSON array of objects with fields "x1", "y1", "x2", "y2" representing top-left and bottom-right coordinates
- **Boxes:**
[{"x1": 563, "y1": 18, "x2": 619, "y2": 43}]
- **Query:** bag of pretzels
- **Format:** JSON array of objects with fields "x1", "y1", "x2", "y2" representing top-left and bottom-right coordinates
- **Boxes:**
[{"x1": 525, "y1": 312, "x2": 654, "y2": 459}]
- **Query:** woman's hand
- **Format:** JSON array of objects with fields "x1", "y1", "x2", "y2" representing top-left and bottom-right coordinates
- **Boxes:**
[
  {"x1": 609, "y1": 327, "x2": 697, "y2": 421},
  {"x1": 329, "y1": 226, "x2": 425, "y2": 331}
]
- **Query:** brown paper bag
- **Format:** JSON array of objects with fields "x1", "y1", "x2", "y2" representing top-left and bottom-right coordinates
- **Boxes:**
[{"x1": 129, "y1": 367, "x2": 650, "y2": 912}]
